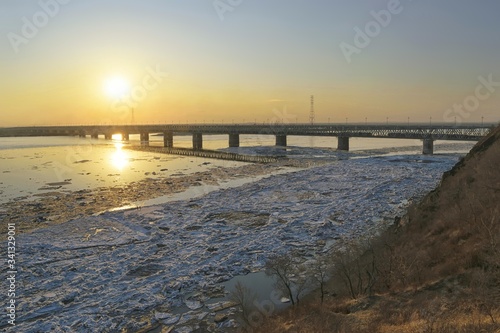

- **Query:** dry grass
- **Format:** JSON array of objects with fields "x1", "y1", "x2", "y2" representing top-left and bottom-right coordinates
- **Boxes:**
[{"x1": 255, "y1": 125, "x2": 500, "y2": 333}]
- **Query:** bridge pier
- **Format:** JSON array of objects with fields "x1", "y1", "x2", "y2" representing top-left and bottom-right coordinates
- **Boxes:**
[
  {"x1": 423, "y1": 138, "x2": 434, "y2": 155},
  {"x1": 104, "y1": 133, "x2": 112, "y2": 140},
  {"x1": 193, "y1": 133, "x2": 203, "y2": 150},
  {"x1": 122, "y1": 133, "x2": 129, "y2": 141},
  {"x1": 79, "y1": 134, "x2": 86, "y2": 138},
  {"x1": 229, "y1": 134, "x2": 240, "y2": 147},
  {"x1": 275, "y1": 135, "x2": 287, "y2": 147},
  {"x1": 140, "y1": 132, "x2": 149, "y2": 146},
  {"x1": 163, "y1": 131, "x2": 174, "y2": 148},
  {"x1": 337, "y1": 136, "x2": 350, "y2": 151},
  {"x1": 91, "y1": 133, "x2": 99, "y2": 139}
]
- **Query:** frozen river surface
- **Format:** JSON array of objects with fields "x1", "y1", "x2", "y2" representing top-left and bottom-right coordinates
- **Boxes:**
[{"x1": 7, "y1": 153, "x2": 461, "y2": 332}]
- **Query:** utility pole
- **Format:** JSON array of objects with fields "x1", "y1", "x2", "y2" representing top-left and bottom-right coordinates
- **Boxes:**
[{"x1": 309, "y1": 95, "x2": 315, "y2": 125}]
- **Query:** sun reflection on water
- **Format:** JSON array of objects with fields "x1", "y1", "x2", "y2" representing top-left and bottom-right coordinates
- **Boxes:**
[
  {"x1": 110, "y1": 143, "x2": 129, "y2": 170},
  {"x1": 112, "y1": 133, "x2": 123, "y2": 141}
]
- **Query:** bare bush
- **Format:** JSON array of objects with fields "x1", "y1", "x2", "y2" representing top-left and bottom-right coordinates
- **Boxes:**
[
  {"x1": 308, "y1": 253, "x2": 332, "y2": 303},
  {"x1": 229, "y1": 281, "x2": 258, "y2": 327},
  {"x1": 265, "y1": 252, "x2": 310, "y2": 306},
  {"x1": 330, "y1": 242, "x2": 365, "y2": 299}
]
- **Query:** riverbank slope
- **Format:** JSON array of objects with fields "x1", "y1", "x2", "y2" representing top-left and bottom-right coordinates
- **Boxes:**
[{"x1": 258, "y1": 125, "x2": 500, "y2": 332}]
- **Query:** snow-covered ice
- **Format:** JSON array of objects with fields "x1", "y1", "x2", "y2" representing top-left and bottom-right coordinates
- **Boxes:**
[{"x1": 8, "y1": 154, "x2": 460, "y2": 332}]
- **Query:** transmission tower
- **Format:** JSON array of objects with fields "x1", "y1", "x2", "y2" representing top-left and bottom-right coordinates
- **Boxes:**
[{"x1": 309, "y1": 95, "x2": 315, "y2": 124}]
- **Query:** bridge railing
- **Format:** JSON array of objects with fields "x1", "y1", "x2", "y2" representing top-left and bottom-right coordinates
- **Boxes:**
[{"x1": 0, "y1": 123, "x2": 495, "y2": 139}]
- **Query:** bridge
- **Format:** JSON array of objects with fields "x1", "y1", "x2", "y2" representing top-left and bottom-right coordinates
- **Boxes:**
[{"x1": 0, "y1": 123, "x2": 494, "y2": 154}]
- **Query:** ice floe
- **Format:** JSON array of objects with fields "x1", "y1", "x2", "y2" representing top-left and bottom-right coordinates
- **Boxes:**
[{"x1": 7, "y1": 154, "x2": 460, "y2": 332}]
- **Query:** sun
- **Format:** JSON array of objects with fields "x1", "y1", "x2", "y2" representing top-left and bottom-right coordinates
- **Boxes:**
[{"x1": 104, "y1": 76, "x2": 130, "y2": 99}]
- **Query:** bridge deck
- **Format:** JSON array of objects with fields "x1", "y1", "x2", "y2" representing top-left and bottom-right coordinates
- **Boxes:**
[{"x1": 0, "y1": 123, "x2": 494, "y2": 141}]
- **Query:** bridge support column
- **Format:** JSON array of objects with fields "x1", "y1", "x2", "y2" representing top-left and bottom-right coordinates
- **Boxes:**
[
  {"x1": 79, "y1": 134, "x2": 86, "y2": 138},
  {"x1": 91, "y1": 133, "x2": 99, "y2": 139},
  {"x1": 104, "y1": 133, "x2": 112, "y2": 140},
  {"x1": 140, "y1": 132, "x2": 149, "y2": 146},
  {"x1": 229, "y1": 134, "x2": 240, "y2": 147},
  {"x1": 163, "y1": 131, "x2": 174, "y2": 148},
  {"x1": 122, "y1": 133, "x2": 129, "y2": 141},
  {"x1": 423, "y1": 138, "x2": 434, "y2": 155},
  {"x1": 275, "y1": 135, "x2": 287, "y2": 147},
  {"x1": 193, "y1": 133, "x2": 203, "y2": 150},
  {"x1": 337, "y1": 136, "x2": 350, "y2": 151}
]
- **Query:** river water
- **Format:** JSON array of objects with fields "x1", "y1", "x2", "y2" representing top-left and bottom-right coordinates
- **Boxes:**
[{"x1": 0, "y1": 135, "x2": 474, "y2": 205}]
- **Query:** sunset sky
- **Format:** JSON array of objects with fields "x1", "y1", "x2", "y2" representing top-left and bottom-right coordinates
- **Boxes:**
[{"x1": 1, "y1": 0, "x2": 499, "y2": 126}]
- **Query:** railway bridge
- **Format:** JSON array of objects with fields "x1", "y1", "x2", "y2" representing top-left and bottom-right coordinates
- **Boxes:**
[{"x1": 0, "y1": 123, "x2": 493, "y2": 155}]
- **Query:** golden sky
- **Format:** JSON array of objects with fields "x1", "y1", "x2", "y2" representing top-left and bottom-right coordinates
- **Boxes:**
[{"x1": 1, "y1": 0, "x2": 499, "y2": 126}]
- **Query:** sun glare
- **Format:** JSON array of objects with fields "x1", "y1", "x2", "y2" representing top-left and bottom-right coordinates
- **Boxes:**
[
  {"x1": 110, "y1": 143, "x2": 129, "y2": 170},
  {"x1": 112, "y1": 134, "x2": 123, "y2": 141},
  {"x1": 104, "y1": 76, "x2": 130, "y2": 99}
]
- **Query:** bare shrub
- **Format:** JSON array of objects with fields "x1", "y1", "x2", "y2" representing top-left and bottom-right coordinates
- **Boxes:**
[
  {"x1": 308, "y1": 253, "x2": 332, "y2": 303},
  {"x1": 265, "y1": 252, "x2": 310, "y2": 306},
  {"x1": 330, "y1": 242, "x2": 364, "y2": 299},
  {"x1": 229, "y1": 281, "x2": 258, "y2": 327}
]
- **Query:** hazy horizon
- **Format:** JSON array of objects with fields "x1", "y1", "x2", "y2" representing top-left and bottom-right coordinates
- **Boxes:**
[{"x1": 1, "y1": 0, "x2": 499, "y2": 126}]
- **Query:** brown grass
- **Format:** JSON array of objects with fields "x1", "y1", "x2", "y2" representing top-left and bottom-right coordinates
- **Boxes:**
[{"x1": 255, "y1": 125, "x2": 500, "y2": 333}]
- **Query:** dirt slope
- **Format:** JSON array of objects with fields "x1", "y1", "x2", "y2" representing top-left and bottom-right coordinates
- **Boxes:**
[{"x1": 257, "y1": 125, "x2": 500, "y2": 333}]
